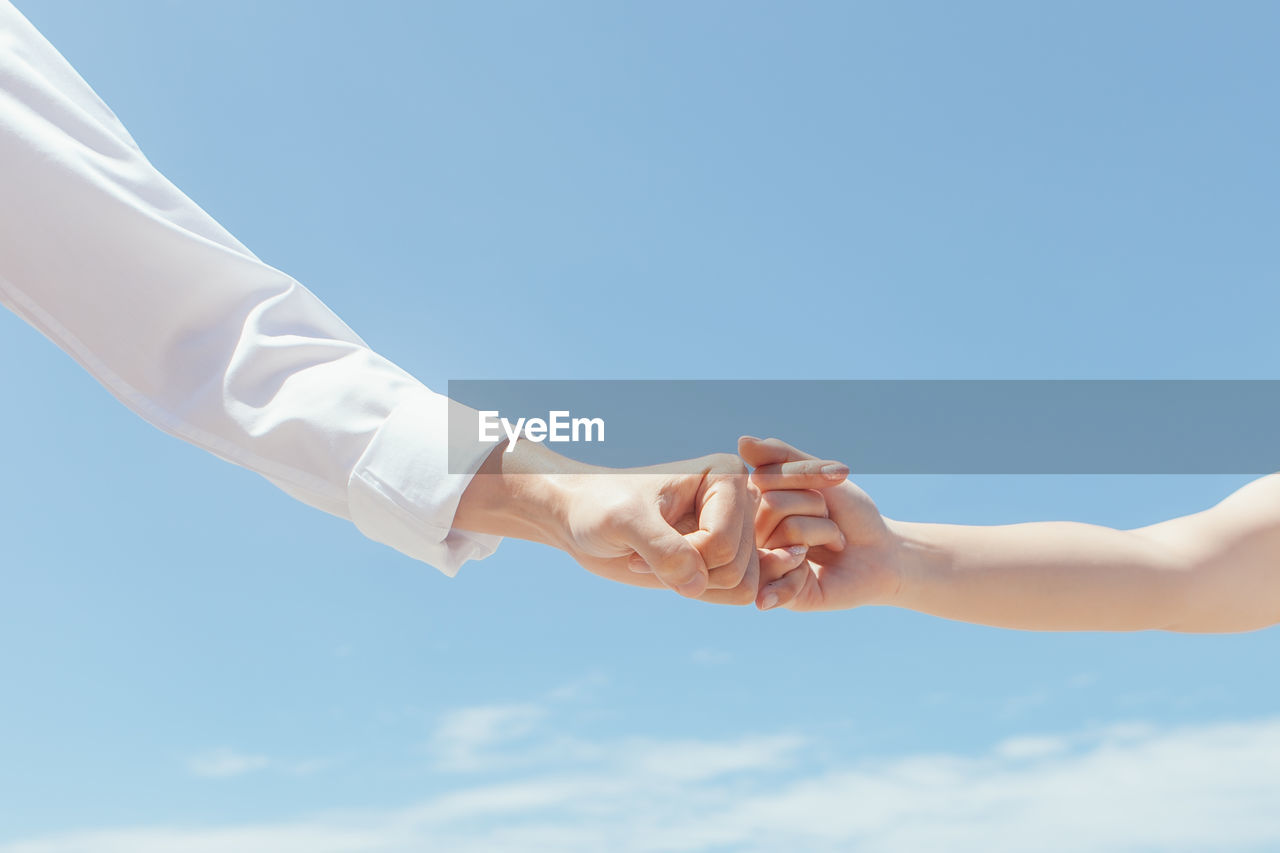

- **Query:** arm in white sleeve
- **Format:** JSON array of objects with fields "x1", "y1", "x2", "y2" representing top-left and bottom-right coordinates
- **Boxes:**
[{"x1": 0, "y1": 1, "x2": 499, "y2": 575}]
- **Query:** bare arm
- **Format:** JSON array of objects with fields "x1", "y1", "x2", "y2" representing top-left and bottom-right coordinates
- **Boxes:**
[
  {"x1": 743, "y1": 437, "x2": 1280, "y2": 632},
  {"x1": 880, "y1": 476, "x2": 1280, "y2": 632},
  {"x1": 889, "y1": 479, "x2": 1269, "y2": 632}
]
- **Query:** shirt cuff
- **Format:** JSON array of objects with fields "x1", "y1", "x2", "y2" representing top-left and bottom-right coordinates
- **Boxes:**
[{"x1": 347, "y1": 387, "x2": 501, "y2": 576}]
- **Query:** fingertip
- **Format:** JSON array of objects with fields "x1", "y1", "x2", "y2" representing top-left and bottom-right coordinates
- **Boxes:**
[
  {"x1": 757, "y1": 562, "x2": 810, "y2": 610},
  {"x1": 671, "y1": 545, "x2": 709, "y2": 595},
  {"x1": 758, "y1": 546, "x2": 804, "y2": 571},
  {"x1": 821, "y1": 462, "x2": 850, "y2": 481},
  {"x1": 757, "y1": 575, "x2": 797, "y2": 610},
  {"x1": 764, "y1": 545, "x2": 807, "y2": 570}
]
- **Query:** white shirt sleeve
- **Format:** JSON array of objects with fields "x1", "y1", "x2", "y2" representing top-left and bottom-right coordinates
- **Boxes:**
[{"x1": 0, "y1": 2, "x2": 500, "y2": 575}]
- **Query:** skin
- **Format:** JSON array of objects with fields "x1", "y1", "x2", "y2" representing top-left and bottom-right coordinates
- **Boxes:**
[
  {"x1": 741, "y1": 436, "x2": 1280, "y2": 633},
  {"x1": 452, "y1": 440, "x2": 846, "y2": 605}
]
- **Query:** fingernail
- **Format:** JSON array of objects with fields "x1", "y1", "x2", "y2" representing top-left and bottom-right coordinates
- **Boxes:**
[
  {"x1": 628, "y1": 554, "x2": 651, "y2": 574},
  {"x1": 760, "y1": 591, "x2": 780, "y2": 611},
  {"x1": 786, "y1": 545, "x2": 808, "y2": 557},
  {"x1": 821, "y1": 463, "x2": 849, "y2": 480}
]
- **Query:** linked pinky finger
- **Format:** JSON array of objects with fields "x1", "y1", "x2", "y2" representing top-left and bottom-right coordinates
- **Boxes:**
[
  {"x1": 757, "y1": 563, "x2": 811, "y2": 611},
  {"x1": 764, "y1": 515, "x2": 845, "y2": 552},
  {"x1": 758, "y1": 545, "x2": 808, "y2": 585}
]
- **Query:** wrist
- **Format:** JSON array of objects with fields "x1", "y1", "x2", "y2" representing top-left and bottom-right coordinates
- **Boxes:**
[
  {"x1": 880, "y1": 519, "x2": 950, "y2": 610},
  {"x1": 453, "y1": 441, "x2": 597, "y2": 550}
]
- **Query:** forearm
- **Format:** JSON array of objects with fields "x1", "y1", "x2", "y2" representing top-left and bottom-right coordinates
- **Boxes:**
[
  {"x1": 0, "y1": 4, "x2": 508, "y2": 574},
  {"x1": 453, "y1": 441, "x2": 582, "y2": 550},
  {"x1": 888, "y1": 475, "x2": 1280, "y2": 633},
  {"x1": 888, "y1": 519, "x2": 1194, "y2": 631}
]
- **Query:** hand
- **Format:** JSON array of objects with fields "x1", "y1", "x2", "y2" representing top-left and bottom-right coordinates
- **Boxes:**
[
  {"x1": 740, "y1": 436, "x2": 902, "y2": 611},
  {"x1": 455, "y1": 442, "x2": 781, "y2": 605},
  {"x1": 561, "y1": 452, "x2": 765, "y2": 603}
]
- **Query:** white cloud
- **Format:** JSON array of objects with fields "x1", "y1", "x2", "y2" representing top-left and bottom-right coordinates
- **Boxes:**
[
  {"x1": 544, "y1": 671, "x2": 608, "y2": 703},
  {"x1": 994, "y1": 734, "x2": 1070, "y2": 760},
  {"x1": 187, "y1": 749, "x2": 331, "y2": 780},
  {"x1": 11, "y1": 716, "x2": 1280, "y2": 852},
  {"x1": 429, "y1": 703, "x2": 548, "y2": 772},
  {"x1": 187, "y1": 749, "x2": 270, "y2": 779},
  {"x1": 618, "y1": 734, "x2": 804, "y2": 782}
]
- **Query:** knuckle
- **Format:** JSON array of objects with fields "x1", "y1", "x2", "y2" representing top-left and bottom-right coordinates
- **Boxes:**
[
  {"x1": 754, "y1": 509, "x2": 781, "y2": 538},
  {"x1": 798, "y1": 490, "x2": 828, "y2": 517},
  {"x1": 774, "y1": 517, "x2": 807, "y2": 545},
  {"x1": 595, "y1": 492, "x2": 642, "y2": 525},
  {"x1": 758, "y1": 490, "x2": 786, "y2": 512},
  {"x1": 773, "y1": 516, "x2": 796, "y2": 538},
  {"x1": 702, "y1": 532, "x2": 739, "y2": 567},
  {"x1": 709, "y1": 452, "x2": 748, "y2": 477},
  {"x1": 750, "y1": 465, "x2": 780, "y2": 485}
]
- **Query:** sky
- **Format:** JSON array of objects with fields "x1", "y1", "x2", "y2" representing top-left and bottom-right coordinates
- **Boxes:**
[{"x1": 1, "y1": 1, "x2": 1278, "y2": 850}]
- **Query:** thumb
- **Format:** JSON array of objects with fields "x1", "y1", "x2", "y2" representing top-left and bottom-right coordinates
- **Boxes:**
[{"x1": 621, "y1": 510, "x2": 708, "y2": 597}]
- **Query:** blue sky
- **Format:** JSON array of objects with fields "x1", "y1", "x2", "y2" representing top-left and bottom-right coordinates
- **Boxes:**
[{"x1": 1, "y1": 1, "x2": 1278, "y2": 850}]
